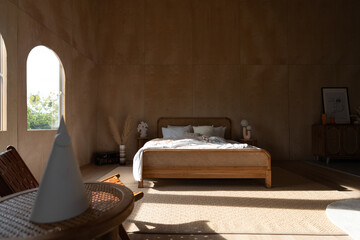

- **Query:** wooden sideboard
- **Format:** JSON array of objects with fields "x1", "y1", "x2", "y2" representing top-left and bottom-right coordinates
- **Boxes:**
[{"x1": 312, "y1": 124, "x2": 360, "y2": 164}]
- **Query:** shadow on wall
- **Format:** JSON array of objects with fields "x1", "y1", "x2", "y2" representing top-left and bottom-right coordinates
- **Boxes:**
[{"x1": 127, "y1": 220, "x2": 227, "y2": 240}]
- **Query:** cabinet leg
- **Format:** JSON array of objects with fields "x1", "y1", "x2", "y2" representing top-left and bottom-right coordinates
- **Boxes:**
[{"x1": 326, "y1": 157, "x2": 330, "y2": 165}]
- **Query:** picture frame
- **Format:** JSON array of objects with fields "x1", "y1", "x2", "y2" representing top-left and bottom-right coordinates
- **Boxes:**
[{"x1": 322, "y1": 87, "x2": 350, "y2": 124}]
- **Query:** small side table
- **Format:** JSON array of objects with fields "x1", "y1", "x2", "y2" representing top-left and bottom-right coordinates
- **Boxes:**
[
  {"x1": 137, "y1": 137, "x2": 150, "y2": 150},
  {"x1": 0, "y1": 182, "x2": 134, "y2": 239},
  {"x1": 239, "y1": 138, "x2": 257, "y2": 146}
]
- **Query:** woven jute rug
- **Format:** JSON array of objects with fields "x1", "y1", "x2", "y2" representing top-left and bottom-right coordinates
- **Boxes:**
[{"x1": 102, "y1": 166, "x2": 359, "y2": 236}]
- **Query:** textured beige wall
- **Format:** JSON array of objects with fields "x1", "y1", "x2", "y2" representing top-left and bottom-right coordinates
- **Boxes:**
[
  {"x1": 1, "y1": 0, "x2": 360, "y2": 181},
  {"x1": 0, "y1": 0, "x2": 98, "y2": 181},
  {"x1": 96, "y1": 0, "x2": 360, "y2": 162}
]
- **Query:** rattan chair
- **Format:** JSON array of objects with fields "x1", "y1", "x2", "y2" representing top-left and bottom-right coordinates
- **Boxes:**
[
  {"x1": 0, "y1": 146, "x2": 38, "y2": 196},
  {"x1": 0, "y1": 145, "x2": 143, "y2": 240}
]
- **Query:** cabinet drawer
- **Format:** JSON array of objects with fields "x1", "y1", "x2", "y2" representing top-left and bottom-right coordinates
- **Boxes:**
[{"x1": 312, "y1": 124, "x2": 360, "y2": 159}]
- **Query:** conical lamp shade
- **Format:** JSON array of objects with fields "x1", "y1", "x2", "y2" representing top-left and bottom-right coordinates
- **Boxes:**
[{"x1": 30, "y1": 117, "x2": 89, "y2": 223}]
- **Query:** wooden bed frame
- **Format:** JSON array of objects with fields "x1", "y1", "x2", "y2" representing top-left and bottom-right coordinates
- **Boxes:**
[{"x1": 139, "y1": 117, "x2": 271, "y2": 188}]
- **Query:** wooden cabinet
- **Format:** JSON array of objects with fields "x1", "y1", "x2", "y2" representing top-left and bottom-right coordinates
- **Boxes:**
[{"x1": 312, "y1": 124, "x2": 360, "y2": 164}]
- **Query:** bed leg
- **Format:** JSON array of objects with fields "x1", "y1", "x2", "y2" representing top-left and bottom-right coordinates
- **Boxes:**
[
  {"x1": 265, "y1": 170, "x2": 271, "y2": 188},
  {"x1": 138, "y1": 180, "x2": 143, "y2": 188}
]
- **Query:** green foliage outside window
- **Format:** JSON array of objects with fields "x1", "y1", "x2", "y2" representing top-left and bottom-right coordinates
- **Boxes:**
[{"x1": 27, "y1": 92, "x2": 60, "y2": 130}]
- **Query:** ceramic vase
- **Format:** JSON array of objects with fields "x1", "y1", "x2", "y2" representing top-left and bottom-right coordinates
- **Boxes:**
[
  {"x1": 140, "y1": 129, "x2": 147, "y2": 138},
  {"x1": 119, "y1": 145, "x2": 126, "y2": 165},
  {"x1": 243, "y1": 127, "x2": 251, "y2": 140}
]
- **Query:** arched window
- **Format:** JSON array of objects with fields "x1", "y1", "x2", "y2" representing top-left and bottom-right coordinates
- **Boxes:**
[
  {"x1": 27, "y1": 46, "x2": 65, "y2": 130},
  {"x1": 0, "y1": 34, "x2": 6, "y2": 131}
]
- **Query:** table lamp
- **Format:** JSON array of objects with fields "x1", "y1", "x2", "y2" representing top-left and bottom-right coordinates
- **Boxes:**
[
  {"x1": 241, "y1": 119, "x2": 252, "y2": 140},
  {"x1": 30, "y1": 117, "x2": 89, "y2": 223}
]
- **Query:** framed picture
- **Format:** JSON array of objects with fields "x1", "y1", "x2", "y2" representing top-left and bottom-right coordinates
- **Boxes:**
[{"x1": 322, "y1": 87, "x2": 350, "y2": 124}]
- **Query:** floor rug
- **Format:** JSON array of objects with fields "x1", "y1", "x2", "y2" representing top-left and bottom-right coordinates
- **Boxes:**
[
  {"x1": 100, "y1": 166, "x2": 359, "y2": 236},
  {"x1": 326, "y1": 199, "x2": 360, "y2": 240}
]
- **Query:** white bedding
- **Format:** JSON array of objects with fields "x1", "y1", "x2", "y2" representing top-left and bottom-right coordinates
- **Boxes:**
[{"x1": 132, "y1": 138, "x2": 250, "y2": 181}]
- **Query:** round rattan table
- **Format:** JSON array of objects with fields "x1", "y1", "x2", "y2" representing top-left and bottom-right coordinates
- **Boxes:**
[{"x1": 0, "y1": 182, "x2": 134, "y2": 239}]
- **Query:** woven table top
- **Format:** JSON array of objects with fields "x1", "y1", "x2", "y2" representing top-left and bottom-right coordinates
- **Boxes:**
[{"x1": 0, "y1": 182, "x2": 134, "y2": 239}]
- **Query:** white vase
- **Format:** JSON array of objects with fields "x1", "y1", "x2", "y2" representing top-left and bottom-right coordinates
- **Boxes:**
[
  {"x1": 119, "y1": 145, "x2": 126, "y2": 165},
  {"x1": 140, "y1": 130, "x2": 147, "y2": 138}
]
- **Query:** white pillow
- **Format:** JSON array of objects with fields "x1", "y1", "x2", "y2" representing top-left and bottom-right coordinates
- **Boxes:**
[
  {"x1": 167, "y1": 125, "x2": 193, "y2": 133},
  {"x1": 162, "y1": 127, "x2": 180, "y2": 139},
  {"x1": 193, "y1": 126, "x2": 214, "y2": 136},
  {"x1": 162, "y1": 125, "x2": 192, "y2": 139},
  {"x1": 213, "y1": 126, "x2": 226, "y2": 138},
  {"x1": 182, "y1": 131, "x2": 202, "y2": 140}
]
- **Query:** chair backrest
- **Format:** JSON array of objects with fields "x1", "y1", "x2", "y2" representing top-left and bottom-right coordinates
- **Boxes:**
[
  {"x1": 0, "y1": 146, "x2": 38, "y2": 197},
  {"x1": 0, "y1": 146, "x2": 143, "y2": 203}
]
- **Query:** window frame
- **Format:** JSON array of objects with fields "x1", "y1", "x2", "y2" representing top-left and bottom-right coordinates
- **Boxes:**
[
  {"x1": 26, "y1": 45, "x2": 65, "y2": 131},
  {"x1": 0, "y1": 35, "x2": 7, "y2": 131}
]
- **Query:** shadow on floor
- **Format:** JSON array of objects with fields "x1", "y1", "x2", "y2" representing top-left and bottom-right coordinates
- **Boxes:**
[
  {"x1": 127, "y1": 220, "x2": 227, "y2": 240},
  {"x1": 135, "y1": 192, "x2": 343, "y2": 210},
  {"x1": 307, "y1": 158, "x2": 360, "y2": 177},
  {"x1": 148, "y1": 167, "x2": 350, "y2": 192}
]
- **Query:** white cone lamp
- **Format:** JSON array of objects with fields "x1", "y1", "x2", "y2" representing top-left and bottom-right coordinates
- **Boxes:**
[{"x1": 30, "y1": 117, "x2": 89, "y2": 223}]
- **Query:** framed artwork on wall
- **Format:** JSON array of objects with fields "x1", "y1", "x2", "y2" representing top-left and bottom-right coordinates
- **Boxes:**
[{"x1": 322, "y1": 87, "x2": 350, "y2": 124}]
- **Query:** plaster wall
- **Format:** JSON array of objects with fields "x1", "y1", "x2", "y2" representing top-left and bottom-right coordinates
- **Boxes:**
[
  {"x1": 0, "y1": 0, "x2": 98, "y2": 180},
  {"x1": 96, "y1": 0, "x2": 360, "y2": 162},
  {"x1": 1, "y1": 0, "x2": 360, "y2": 182}
]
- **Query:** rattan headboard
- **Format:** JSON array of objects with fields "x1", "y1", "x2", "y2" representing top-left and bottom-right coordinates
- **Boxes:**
[{"x1": 157, "y1": 117, "x2": 232, "y2": 139}]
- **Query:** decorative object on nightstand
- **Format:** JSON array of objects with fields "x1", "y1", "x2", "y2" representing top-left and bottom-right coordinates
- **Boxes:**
[
  {"x1": 241, "y1": 119, "x2": 252, "y2": 140},
  {"x1": 137, "y1": 121, "x2": 148, "y2": 138},
  {"x1": 108, "y1": 115, "x2": 134, "y2": 165}
]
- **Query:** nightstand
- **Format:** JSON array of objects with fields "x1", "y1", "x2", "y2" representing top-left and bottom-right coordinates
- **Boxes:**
[
  {"x1": 137, "y1": 138, "x2": 150, "y2": 150},
  {"x1": 239, "y1": 138, "x2": 257, "y2": 146}
]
